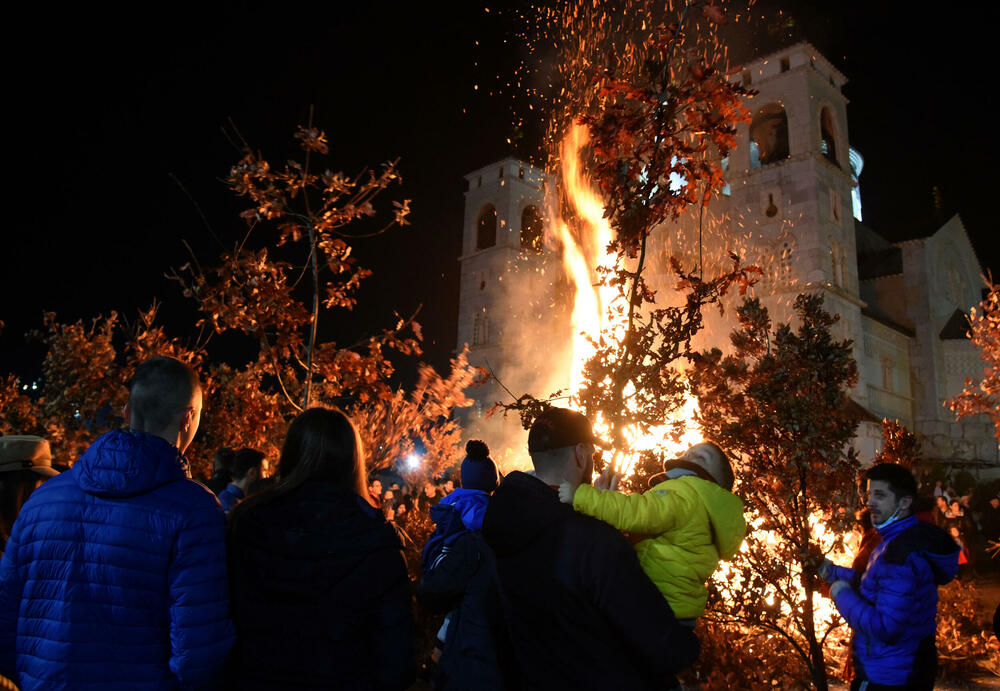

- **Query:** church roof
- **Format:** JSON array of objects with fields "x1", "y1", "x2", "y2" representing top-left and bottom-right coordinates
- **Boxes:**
[
  {"x1": 939, "y1": 309, "x2": 971, "y2": 340},
  {"x1": 861, "y1": 307, "x2": 915, "y2": 338}
]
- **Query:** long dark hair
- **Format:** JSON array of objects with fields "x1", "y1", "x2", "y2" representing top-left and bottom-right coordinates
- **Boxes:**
[{"x1": 230, "y1": 407, "x2": 370, "y2": 533}]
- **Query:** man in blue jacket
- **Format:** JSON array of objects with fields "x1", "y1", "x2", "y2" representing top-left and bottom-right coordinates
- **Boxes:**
[
  {"x1": 0, "y1": 356, "x2": 235, "y2": 690},
  {"x1": 821, "y1": 463, "x2": 959, "y2": 690}
]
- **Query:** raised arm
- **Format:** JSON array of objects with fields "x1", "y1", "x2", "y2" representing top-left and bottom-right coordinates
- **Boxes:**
[
  {"x1": 831, "y1": 561, "x2": 917, "y2": 645},
  {"x1": 574, "y1": 483, "x2": 692, "y2": 535}
]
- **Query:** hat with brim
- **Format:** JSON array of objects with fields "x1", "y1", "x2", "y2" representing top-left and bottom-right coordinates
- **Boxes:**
[{"x1": 0, "y1": 436, "x2": 60, "y2": 477}]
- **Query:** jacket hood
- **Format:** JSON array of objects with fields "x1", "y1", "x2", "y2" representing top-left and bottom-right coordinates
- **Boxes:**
[
  {"x1": 675, "y1": 475, "x2": 747, "y2": 560},
  {"x1": 882, "y1": 515, "x2": 960, "y2": 586},
  {"x1": 439, "y1": 487, "x2": 490, "y2": 531},
  {"x1": 482, "y1": 471, "x2": 567, "y2": 558},
  {"x1": 73, "y1": 430, "x2": 189, "y2": 498}
]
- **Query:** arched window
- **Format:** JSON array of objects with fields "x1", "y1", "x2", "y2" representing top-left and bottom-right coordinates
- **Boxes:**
[
  {"x1": 749, "y1": 104, "x2": 789, "y2": 167},
  {"x1": 476, "y1": 205, "x2": 497, "y2": 250},
  {"x1": 473, "y1": 311, "x2": 489, "y2": 345},
  {"x1": 820, "y1": 107, "x2": 839, "y2": 166},
  {"x1": 520, "y1": 205, "x2": 543, "y2": 250},
  {"x1": 829, "y1": 239, "x2": 842, "y2": 287}
]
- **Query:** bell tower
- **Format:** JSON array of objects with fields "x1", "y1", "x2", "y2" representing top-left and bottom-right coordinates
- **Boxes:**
[
  {"x1": 728, "y1": 42, "x2": 864, "y2": 357},
  {"x1": 456, "y1": 158, "x2": 558, "y2": 453}
]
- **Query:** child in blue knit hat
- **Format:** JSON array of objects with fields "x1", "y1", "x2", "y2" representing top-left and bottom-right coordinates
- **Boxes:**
[
  {"x1": 420, "y1": 440, "x2": 502, "y2": 685},
  {"x1": 432, "y1": 440, "x2": 498, "y2": 535}
]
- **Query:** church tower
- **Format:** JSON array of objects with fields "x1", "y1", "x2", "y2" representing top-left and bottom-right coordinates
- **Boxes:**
[
  {"x1": 727, "y1": 43, "x2": 866, "y2": 386},
  {"x1": 456, "y1": 159, "x2": 555, "y2": 448}
]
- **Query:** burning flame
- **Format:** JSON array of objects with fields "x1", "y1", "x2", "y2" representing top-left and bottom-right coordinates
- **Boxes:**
[
  {"x1": 552, "y1": 121, "x2": 855, "y2": 643},
  {"x1": 553, "y1": 123, "x2": 703, "y2": 475}
]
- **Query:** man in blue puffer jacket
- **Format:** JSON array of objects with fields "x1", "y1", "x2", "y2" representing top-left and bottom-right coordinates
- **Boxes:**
[
  {"x1": 0, "y1": 356, "x2": 235, "y2": 690},
  {"x1": 821, "y1": 463, "x2": 959, "y2": 690}
]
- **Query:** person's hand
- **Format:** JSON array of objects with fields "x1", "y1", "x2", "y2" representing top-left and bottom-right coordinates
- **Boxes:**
[
  {"x1": 558, "y1": 483, "x2": 576, "y2": 505},
  {"x1": 830, "y1": 580, "x2": 850, "y2": 599},
  {"x1": 594, "y1": 466, "x2": 622, "y2": 491},
  {"x1": 817, "y1": 558, "x2": 834, "y2": 582}
]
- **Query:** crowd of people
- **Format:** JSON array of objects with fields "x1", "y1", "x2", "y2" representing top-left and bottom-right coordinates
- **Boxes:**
[
  {"x1": 0, "y1": 355, "x2": 974, "y2": 690},
  {"x1": 918, "y1": 473, "x2": 1000, "y2": 579}
]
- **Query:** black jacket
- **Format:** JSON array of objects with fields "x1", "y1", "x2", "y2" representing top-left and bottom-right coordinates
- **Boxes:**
[
  {"x1": 418, "y1": 529, "x2": 504, "y2": 690},
  {"x1": 227, "y1": 482, "x2": 415, "y2": 690},
  {"x1": 481, "y1": 472, "x2": 700, "y2": 690}
]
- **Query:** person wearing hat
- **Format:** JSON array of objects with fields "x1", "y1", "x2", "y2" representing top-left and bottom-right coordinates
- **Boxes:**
[
  {"x1": 0, "y1": 436, "x2": 59, "y2": 553},
  {"x1": 418, "y1": 440, "x2": 503, "y2": 689},
  {"x1": 481, "y1": 407, "x2": 700, "y2": 690},
  {"x1": 0, "y1": 356, "x2": 234, "y2": 690},
  {"x1": 561, "y1": 441, "x2": 747, "y2": 624}
]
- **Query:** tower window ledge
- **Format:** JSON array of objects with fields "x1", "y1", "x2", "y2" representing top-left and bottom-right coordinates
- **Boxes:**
[{"x1": 813, "y1": 151, "x2": 854, "y2": 182}]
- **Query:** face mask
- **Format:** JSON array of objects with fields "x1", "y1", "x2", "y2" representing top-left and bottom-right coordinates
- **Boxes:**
[{"x1": 874, "y1": 503, "x2": 903, "y2": 531}]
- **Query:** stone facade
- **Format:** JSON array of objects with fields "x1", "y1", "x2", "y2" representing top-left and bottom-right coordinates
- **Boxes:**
[{"x1": 456, "y1": 42, "x2": 998, "y2": 471}]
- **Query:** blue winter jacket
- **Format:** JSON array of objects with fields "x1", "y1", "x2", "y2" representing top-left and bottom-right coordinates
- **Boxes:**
[
  {"x1": 439, "y1": 488, "x2": 490, "y2": 531},
  {"x1": 0, "y1": 430, "x2": 235, "y2": 690},
  {"x1": 218, "y1": 482, "x2": 245, "y2": 514},
  {"x1": 828, "y1": 514, "x2": 959, "y2": 685}
]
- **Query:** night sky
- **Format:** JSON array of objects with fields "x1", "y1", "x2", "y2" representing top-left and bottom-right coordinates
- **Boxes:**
[{"x1": 3, "y1": 2, "x2": 996, "y2": 382}]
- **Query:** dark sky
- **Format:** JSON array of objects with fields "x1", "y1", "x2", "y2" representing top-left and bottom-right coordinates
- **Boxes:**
[{"x1": 2, "y1": 1, "x2": 996, "y2": 382}]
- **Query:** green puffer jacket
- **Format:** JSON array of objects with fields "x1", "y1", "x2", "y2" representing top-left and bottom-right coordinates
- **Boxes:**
[{"x1": 574, "y1": 475, "x2": 746, "y2": 618}]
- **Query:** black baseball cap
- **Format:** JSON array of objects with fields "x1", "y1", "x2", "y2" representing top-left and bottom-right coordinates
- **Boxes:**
[{"x1": 527, "y1": 408, "x2": 609, "y2": 452}]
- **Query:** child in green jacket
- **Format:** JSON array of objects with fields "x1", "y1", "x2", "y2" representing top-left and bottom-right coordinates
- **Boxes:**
[{"x1": 559, "y1": 442, "x2": 746, "y2": 620}]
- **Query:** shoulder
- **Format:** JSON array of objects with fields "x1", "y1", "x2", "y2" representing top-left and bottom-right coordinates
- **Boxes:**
[
  {"x1": 882, "y1": 520, "x2": 956, "y2": 565},
  {"x1": 16, "y1": 471, "x2": 83, "y2": 519},
  {"x1": 565, "y1": 510, "x2": 634, "y2": 555}
]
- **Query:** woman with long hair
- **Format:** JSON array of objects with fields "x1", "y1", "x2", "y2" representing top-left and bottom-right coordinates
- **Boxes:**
[{"x1": 227, "y1": 408, "x2": 415, "y2": 690}]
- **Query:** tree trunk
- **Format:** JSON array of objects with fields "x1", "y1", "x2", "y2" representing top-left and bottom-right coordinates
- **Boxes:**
[
  {"x1": 797, "y1": 470, "x2": 828, "y2": 691},
  {"x1": 302, "y1": 222, "x2": 320, "y2": 409}
]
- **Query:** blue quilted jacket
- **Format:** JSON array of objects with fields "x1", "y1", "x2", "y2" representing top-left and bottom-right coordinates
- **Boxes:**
[
  {"x1": 829, "y1": 514, "x2": 959, "y2": 685},
  {"x1": 0, "y1": 430, "x2": 235, "y2": 690},
  {"x1": 438, "y1": 488, "x2": 490, "y2": 531}
]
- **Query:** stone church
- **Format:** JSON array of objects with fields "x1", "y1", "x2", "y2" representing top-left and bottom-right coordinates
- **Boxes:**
[{"x1": 455, "y1": 42, "x2": 997, "y2": 471}]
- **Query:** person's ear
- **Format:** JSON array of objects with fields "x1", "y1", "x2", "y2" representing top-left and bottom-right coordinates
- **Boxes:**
[
  {"x1": 122, "y1": 399, "x2": 132, "y2": 426},
  {"x1": 900, "y1": 495, "x2": 913, "y2": 512},
  {"x1": 574, "y1": 443, "x2": 588, "y2": 469},
  {"x1": 180, "y1": 406, "x2": 197, "y2": 432}
]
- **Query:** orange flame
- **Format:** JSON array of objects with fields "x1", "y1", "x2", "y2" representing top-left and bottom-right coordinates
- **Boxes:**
[{"x1": 553, "y1": 123, "x2": 704, "y2": 476}]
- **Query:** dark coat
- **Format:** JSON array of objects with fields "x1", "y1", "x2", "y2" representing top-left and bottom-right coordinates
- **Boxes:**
[
  {"x1": 418, "y1": 528, "x2": 503, "y2": 690},
  {"x1": 0, "y1": 430, "x2": 234, "y2": 690},
  {"x1": 227, "y1": 482, "x2": 415, "y2": 691},
  {"x1": 481, "y1": 472, "x2": 700, "y2": 690},
  {"x1": 206, "y1": 469, "x2": 234, "y2": 496}
]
